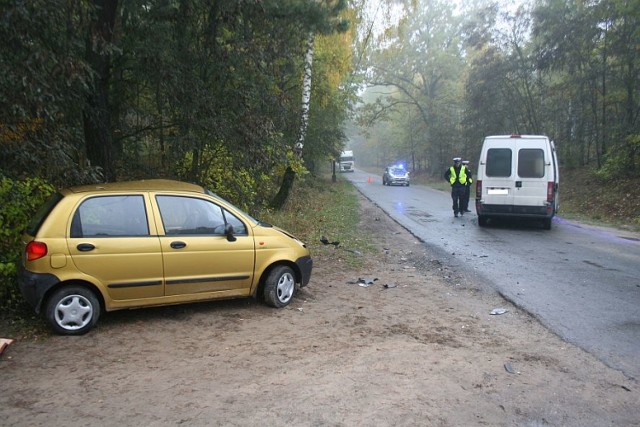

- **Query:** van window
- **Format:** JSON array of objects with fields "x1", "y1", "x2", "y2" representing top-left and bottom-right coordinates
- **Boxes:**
[
  {"x1": 486, "y1": 148, "x2": 512, "y2": 177},
  {"x1": 71, "y1": 195, "x2": 149, "y2": 237},
  {"x1": 518, "y1": 149, "x2": 545, "y2": 178}
]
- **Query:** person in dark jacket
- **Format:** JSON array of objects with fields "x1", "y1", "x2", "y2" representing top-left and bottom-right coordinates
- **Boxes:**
[
  {"x1": 444, "y1": 157, "x2": 472, "y2": 217},
  {"x1": 462, "y1": 160, "x2": 473, "y2": 213}
]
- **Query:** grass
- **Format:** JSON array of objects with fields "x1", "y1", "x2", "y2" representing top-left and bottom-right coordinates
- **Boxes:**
[{"x1": 261, "y1": 173, "x2": 378, "y2": 269}]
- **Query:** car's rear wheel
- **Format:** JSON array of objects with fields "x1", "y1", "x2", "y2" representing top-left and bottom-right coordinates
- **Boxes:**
[
  {"x1": 478, "y1": 215, "x2": 488, "y2": 227},
  {"x1": 542, "y1": 217, "x2": 552, "y2": 230},
  {"x1": 263, "y1": 265, "x2": 295, "y2": 308},
  {"x1": 45, "y1": 286, "x2": 100, "y2": 335}
]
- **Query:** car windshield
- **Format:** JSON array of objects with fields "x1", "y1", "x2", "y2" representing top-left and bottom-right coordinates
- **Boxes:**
[{"x1": 390, "y1": 167, "x2": 406, "y2": 175}]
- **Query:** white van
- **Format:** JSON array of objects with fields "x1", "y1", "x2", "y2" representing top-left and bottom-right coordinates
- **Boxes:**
[{"x1": 475, "y1": 134, "x2": 559, "y2": 229}]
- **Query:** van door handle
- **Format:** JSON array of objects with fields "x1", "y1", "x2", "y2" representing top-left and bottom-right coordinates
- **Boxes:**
[
  {"x1": 77, "y1": 243, "x2": 95, "y2": 252},
  {"x1": 170, "y1": 241, "x2": 187, "y2": 249},
  {"x1": 515, "y1": 181, "x2": 522, "y2": 188}
]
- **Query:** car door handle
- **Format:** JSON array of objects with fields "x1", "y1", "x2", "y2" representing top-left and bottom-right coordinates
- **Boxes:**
[
  {"x1": 170, "y1": 241, "x2": 187, "y2": 249},
  {"x1": 77, "y1": 243, "x2": 95, "y2": 252}
]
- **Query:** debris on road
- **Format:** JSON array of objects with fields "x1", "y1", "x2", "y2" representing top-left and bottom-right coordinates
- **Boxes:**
[
  {"x1": 490, "y1": 308, "x2": 508, "y2": 315},
  {"x1": 0, "y1": 338, "x2": 15, "y2": 356}
]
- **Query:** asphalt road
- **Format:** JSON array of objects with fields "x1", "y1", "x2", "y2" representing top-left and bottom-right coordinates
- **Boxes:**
[{"x1": 344, "y1": 169, "x2": 640, "y2": 380}]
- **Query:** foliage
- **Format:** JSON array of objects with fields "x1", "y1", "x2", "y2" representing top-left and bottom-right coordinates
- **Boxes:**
[
  {"x1": 0, "y1": 175, "x2": 55, "y2": 311},
  {"x1": 1, "y1": 0, "x2": 355, "y2": 209},
  {"x1": 596, "y1": 135, "x2": 640, "y2": 180},
  {"x1": 356, "y1": 0, "x2": 640, "y2": 191},
  {"x1": 261, "y1": 172, "x2": 376, "y2": 269}
]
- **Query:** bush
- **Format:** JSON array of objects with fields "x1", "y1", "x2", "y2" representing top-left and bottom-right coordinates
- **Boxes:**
[{"x1": 0, "y1": 175, "x2": 55, "y2": 311}]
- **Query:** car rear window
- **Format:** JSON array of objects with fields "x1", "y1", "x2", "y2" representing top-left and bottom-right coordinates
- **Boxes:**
[
  {"x1": 25, "y1": 192, "x2": 64, "y2": 236},
  {"x1": 70, "y1": 195, "x2": 149, "y2": 237},
  {"x1": 518, "y1": 149, "x2": 545, "y2": 178},
  {"x1": 486, "y1": 148, "x2": 512, "y2": 177}
]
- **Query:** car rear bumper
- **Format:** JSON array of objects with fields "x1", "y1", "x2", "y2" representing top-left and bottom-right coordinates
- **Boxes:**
[
  {"x1": 296, "y1": 256, "x2": 313, "y2": 287},
  {"x1": 475, "y1": 202, "x2": 554, "y2": 218},
  {"x1": 18, "y1": 266, "x2": 60, "y2": 314}
]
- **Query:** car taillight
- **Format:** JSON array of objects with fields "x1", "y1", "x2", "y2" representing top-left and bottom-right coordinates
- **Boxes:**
[
  {"x1": 547, "y1": 181, "x2": 554, "y2": 203},
  {"x1": 476, "y1": 180, "x2": 482, "y2": 198},
  {"x1": 26, "y1": 241, "x2": 48, "y2": 261}
]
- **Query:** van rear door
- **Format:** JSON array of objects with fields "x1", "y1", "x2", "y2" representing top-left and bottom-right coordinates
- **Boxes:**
[
  {"x1": 483, "y1": 142, "x2": 515, "y2": 206},
  {"x1": 513, "y1": 143, "x2": 549, "y2": 208}
]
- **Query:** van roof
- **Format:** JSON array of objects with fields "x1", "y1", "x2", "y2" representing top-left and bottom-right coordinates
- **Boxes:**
[{"x1": 485, "y1": 134, "x2": 549, "y2": 140}]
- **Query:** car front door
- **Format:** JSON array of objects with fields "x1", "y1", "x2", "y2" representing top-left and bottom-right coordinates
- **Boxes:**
[{"x1": 154, "y1": 195, "x2": 255, "y2": 296}]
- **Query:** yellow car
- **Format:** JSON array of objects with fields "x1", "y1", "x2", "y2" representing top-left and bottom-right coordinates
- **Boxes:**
[{"x1": 18, "y1": 179, "x2": 312, "y2": 335}]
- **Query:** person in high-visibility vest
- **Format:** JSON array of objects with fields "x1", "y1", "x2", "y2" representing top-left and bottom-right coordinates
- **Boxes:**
[
  {"x1": 443, "y1": 157, "x2": 471, "y2": 217},
  {"x1": 462, "y1": 160, "x2": 473, "y2": 213}
]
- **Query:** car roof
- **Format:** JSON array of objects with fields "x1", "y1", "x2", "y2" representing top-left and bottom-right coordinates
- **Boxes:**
[{"x1": 64, "y1": 179, "x2": 206, "y2": 195}]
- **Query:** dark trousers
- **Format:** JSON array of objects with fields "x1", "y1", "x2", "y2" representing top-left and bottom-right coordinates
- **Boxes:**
[
  {"x1": 451, "y1": 185, "x2": 465, "y2": 214},
  {"x1": 463, "y1": 184, "x2": 471, "y2": 211}
]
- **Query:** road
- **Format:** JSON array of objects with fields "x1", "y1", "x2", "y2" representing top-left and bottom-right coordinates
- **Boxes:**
[{"x1": 344, "y1": 169, "x2": 640, "y2": 380}]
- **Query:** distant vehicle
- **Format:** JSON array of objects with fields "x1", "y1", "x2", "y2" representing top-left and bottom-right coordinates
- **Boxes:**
[
  {"x1": 475, "y1": 134, "x2": 559, "y2": 229},
  {"x1": 338, "y1": 150, "x2": 355, "y2": 172},
  {"x1": 382, "y1": 165, "x2": 410, "y2": 186},
  {"x1": 18, "y1": 179, "x2": 313, "y2": 335}
]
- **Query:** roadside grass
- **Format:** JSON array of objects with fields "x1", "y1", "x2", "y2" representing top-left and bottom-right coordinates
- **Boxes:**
[{"x1": 261, "y1": 173, "x2": 378, "y2": 269}]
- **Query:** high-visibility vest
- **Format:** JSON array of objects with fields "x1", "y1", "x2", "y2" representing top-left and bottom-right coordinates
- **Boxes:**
[{"x1": 449, "y1": 166, "x2": 468, "y2": 185}]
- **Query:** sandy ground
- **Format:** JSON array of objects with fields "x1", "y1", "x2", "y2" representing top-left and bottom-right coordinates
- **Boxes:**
[{"x1": 0, "y1": 194, "x2": 638, "y2": 426}]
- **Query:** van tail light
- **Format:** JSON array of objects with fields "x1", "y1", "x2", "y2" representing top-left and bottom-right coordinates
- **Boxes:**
[
  {"x1": 476, "y1": 180, "x2": 482, "y2": 199},
  {"x1": 26, "y1": 241, "x2": 48, "y2": 261},
  {"x1": 547, "y1": 181, "x2": 554, "y2": 203}
]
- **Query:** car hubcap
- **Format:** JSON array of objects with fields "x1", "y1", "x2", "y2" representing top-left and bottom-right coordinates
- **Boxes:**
[
  {"x1": 55, "y1": 295, "x2": 93, "y2": 331},
  {"x1": 276, "y1": 273, "x2": 294, "y2": 303}
]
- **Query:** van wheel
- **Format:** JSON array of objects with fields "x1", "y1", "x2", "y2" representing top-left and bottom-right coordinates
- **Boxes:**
[
  {"x1": 542, "y1": 218, "x2": 552, "y2": 230},
  {"x1": 45, "y1": 286, "x2": 100, "y2": 335},
  {"x1": 263, "y1": 266, "x2": 295, "y2": 308},
  {"x1": 478, "y1": 216, "x2": 488, "y2": 227}
]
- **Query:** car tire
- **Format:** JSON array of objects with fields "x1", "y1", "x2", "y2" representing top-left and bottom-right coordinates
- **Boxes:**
[
  {"x1": 45, "y1": 286, "x2": 100, "y2": 335},
  {"x1": 263, "y1": 265, "x2": 296, "y2": 308},
  {"x1": 478, "y1": 215, "x2": 488, "y2": 227},
  {"x1": 542, "y1": 218, "x2": 552, "y2": 230}
]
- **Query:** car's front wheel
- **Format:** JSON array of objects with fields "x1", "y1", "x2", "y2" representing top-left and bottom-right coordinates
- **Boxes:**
[
  {"x1": 45, "y1": 286, "x2": 100, "y2": 335},
  {"x1": 263, "y1": 265, "x2": 296, "y2": 308}
]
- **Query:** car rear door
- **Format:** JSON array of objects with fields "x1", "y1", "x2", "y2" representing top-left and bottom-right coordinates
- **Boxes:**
[
  {"x1": 154, "y1": 194, "x2": 255, "y2": 296},
  {"x1": 67, "y1": 193, "x2": 164, "y2": 301}
]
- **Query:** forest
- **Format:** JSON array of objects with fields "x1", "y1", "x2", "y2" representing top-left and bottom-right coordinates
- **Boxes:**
[{"x1": 1, "y1": 0, "x2": 639, "y2": 307}]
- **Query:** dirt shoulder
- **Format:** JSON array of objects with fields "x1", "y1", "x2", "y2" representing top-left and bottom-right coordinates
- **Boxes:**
[{"x1": 0, "y1": 193, "x2": 638, "y2": 426}]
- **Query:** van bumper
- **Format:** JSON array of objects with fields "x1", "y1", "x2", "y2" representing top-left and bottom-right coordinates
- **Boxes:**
[
  {"x1": 476, "y1": 203, "x2": 554, "y2": 218},
  {"x1": 18, "y1": 266, "x2": 60, "y2": 314},
  {"x1": 296, "y1": 256, "x2": 313, "y2": 287}
]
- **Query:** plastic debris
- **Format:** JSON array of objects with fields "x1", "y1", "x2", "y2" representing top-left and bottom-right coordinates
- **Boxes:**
[
  {"x1": 383, "y1": 283, "x2": 397, "y2": 289},
  {"x1": 490, "y1": 308, "x2": 508, "y2": 315},
  {"x1": 355, "y1": 277, "x2": 378, "y2": 287},
  {"x1": 0, "y1": 338, "x2": 15, "y2": 355},
  {"x1": 504, "y1": 362, "x2": 516, "y2": 374}
]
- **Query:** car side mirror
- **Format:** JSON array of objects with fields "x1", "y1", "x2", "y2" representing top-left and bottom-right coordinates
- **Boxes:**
[{"x1": 225, "y1": 223, "x2": 236, "y2": 242}]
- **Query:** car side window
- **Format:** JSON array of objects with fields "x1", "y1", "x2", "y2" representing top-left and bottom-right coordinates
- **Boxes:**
[
  {"x1": 156, "y1": 196, "x2": 247, "y2": 236},
  {"x1": 70, "y1": 195, "x2": 149, "y2": 238}
]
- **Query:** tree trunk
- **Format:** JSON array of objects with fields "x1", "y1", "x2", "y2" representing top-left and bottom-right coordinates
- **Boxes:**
[
  {"x1": 272, "y1": 33, "x2": 315, "y2": 209},
  {"x1": 83, "y1": 0, "x2": 118, "y2": 182}
]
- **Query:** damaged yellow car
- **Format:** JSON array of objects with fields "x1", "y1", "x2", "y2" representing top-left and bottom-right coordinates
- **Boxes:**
[{"x1": 19, "y1": 179, "x2": 312, "y2": 335}]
